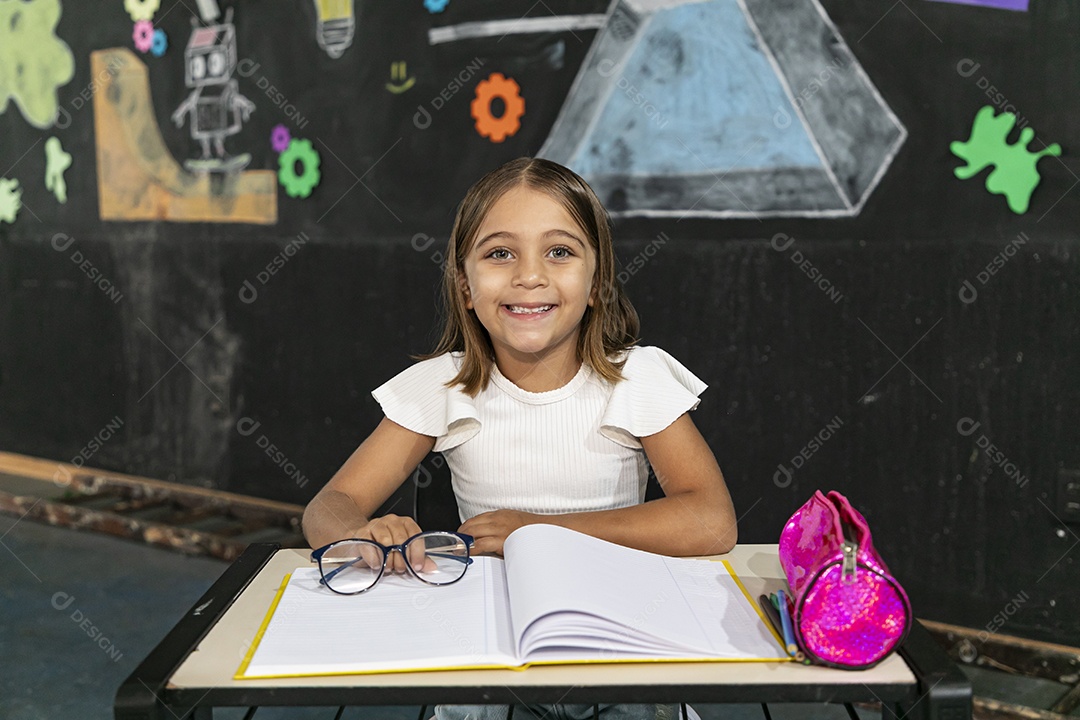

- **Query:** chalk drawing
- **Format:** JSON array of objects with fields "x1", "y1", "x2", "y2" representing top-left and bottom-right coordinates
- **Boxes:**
[
  {"x1": 0, "y1": 178, "x2": 21, "y2": 224},
  {"x1": 92, "y1": 48, "x2": 276, "y2": 224},
  {"x1": 312, "y1": 0, "x2": 355, "y2": 59},
  {"x1": 428, "y1": 16, "x2": 606, "y2": 44},
  {"x1": 124, "y1": 0, "x2": 161, "y2": 22},
  {"x1": 44, "y1": 137, "x2": 72, "y2": 203},
  {"x1": 534, "y1": 0, "x2": 907, "y2": 218},
  {"x1": 171, "y1": 10, "x2": 256, "y2": 173},
  {"x1": 927, "y1": 0, "x2": 1027, "y2": 11},
  {"x1": 0, "y1": 0, "x2": 74, "y2": 129}
]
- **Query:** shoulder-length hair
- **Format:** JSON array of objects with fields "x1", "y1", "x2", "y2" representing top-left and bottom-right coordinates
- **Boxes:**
[{"x1": 420, "y1": 157, "x2": 639, "y2": 396}]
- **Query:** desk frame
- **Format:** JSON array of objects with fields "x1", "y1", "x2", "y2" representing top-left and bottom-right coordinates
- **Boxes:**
[{"x1": 114, "y1": 544, "x2": 971, "y2": 720}]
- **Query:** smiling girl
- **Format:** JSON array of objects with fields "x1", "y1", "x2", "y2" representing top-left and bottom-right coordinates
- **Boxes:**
[{"x1": 303, "y1": 157, "x2": 735, "y2": 720}]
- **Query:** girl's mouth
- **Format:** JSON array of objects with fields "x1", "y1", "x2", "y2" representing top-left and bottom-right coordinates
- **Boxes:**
[{"x1": 503, "y1": 304, "x2": 555, "y2": 315}]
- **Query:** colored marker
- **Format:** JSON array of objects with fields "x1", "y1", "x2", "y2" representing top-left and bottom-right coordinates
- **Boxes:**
[
  {"x1": 776, "y1": 589, "x2": 798, "y2": 656},
  {"x1": 758, "y1": 594, "x2": 784, "y2": 640}
]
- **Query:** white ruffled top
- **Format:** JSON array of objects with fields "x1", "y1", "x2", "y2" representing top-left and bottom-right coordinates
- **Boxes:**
[{"x1": 371, "y1": 346, "x2": 707, "y2": 522}]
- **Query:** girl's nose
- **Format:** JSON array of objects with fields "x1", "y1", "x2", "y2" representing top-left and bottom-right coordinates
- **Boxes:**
[{"x1": 513, "y1": 254, "x2": 547, "y2": 287}]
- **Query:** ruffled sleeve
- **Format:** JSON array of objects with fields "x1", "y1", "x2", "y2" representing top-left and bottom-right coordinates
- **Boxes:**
[
  {"x1": 370, "y1": 354, "x2": 481, "y2": 452},
  {"x1": 599, "y1": 346, "x2": 708, "y2": 449}
]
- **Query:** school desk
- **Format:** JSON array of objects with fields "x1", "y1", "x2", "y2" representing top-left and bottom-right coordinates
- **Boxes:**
[{"x1": 113, "y1": 544, "x2": 971, "y2": 720}]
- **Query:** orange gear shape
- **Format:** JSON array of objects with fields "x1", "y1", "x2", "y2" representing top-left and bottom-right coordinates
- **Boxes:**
[{"x1": 471, "y1": 73, "x2": 525, "y2": 143}]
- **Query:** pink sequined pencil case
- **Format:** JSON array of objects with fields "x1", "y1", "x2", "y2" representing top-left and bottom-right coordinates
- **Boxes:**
[{"x1": 778, "y1": 490, "x2": 912, "y2": 669}]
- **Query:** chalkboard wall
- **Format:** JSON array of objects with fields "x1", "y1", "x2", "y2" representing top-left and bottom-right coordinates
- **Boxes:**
[{"x1": 1, "y1": 0, "x2": 1077, "y2": 646}]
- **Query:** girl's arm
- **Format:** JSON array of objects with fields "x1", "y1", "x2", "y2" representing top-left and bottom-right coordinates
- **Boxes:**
[
  {"x1": 302, "y1": 417, "x2": 435, "y2": 571},
  {"x1": 458, "y1": 413, "x2": 737, "y2": 557}
]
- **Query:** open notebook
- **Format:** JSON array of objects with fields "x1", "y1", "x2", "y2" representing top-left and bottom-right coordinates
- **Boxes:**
[{"x1": 237, "y1": 524, "x2": 787, "y2": 678}]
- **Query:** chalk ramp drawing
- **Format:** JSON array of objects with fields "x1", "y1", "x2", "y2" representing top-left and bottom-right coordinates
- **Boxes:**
[
  {"x1": 92, "y1": 48, "x2": 277, "y2": 224},
  {"x1": 536, "y1": 0, "x2": 907, "y2": 218},
  {"x1": 0, "y1": 0, "x2": 75, "y2": 129}
]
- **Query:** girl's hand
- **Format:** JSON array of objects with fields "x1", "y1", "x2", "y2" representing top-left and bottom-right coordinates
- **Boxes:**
[
  {"x1": 351, "y1": 514, "x2": 428, "y2": 575},
  {"x1": 458, "y1": 510, "x2": 539, "y2": 557}
]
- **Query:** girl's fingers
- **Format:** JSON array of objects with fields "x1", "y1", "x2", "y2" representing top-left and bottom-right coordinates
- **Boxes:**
[
  {"x1": 366, "y1": 515, "x2": 418, "y2": 574},
  {"x1": 407, "y1": 540, "x2": 429, "y2": 573},
  {"x1": 358, "y1": 543, "x2": 383, "y2": 570},
  {"x1": 471, "y1": 536, "x2": 505, "y2": 557},
  {"x1": 387, "y1": 517, "x2": 416, "y2": 574}
]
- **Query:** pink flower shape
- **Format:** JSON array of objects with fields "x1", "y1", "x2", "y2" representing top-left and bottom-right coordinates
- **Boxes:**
[
  {"x1": 133, "y1": 21, "x2": 155, "y2": 53},
  {"x1": 270, "y1": 125, "x2": 292, "y2": 154}
]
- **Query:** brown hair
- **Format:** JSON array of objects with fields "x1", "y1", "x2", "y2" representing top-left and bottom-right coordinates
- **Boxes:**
[{"x1": 420, "y1": 157, "x2": 639, "y2": 396}]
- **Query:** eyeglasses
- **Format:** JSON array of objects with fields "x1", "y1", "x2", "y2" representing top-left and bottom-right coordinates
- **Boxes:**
[{"x1": 310, "y1": 531, "x2": 475, "y2": 595}]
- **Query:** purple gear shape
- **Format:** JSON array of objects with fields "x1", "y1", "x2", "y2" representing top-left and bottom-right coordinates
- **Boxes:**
[
  {"x1": 150, "y1": 28, "x2": 168, "y2": 57},
  {"x1": 271, "y1": 125, "x2": 292, "y2": 154},
  {"x1": 133, "y1": 21, "x2": 155, "y2": 53}
]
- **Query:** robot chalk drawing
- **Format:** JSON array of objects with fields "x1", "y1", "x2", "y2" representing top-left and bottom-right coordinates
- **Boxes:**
[{"x1": 171, "y1": 10, "x2": 255, "y2": 173}]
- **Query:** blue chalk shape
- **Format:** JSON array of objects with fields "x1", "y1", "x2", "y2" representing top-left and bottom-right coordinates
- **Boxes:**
[
  {"x1": 151, "y1": 28, "x2": 168, "y2": 57},
  {"x1": 569, "y1": 1, "x2": 820, "y2": 177},
  {"x1": 538, "y1": 0, "x2": 907, "y2": 218}
]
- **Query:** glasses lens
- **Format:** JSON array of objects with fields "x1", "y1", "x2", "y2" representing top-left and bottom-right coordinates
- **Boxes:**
[
  {"x1": 320, "y1": 541, "x2": 384, "y2": 594},
  {"x1": 409, "y1": 533, "x2": 471, "y2": 585}
]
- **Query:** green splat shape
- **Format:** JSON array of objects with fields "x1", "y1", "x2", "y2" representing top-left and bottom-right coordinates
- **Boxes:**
[
  {"x1": 44, "y1": 136, "x2": 72, "y2": 203},
  {"x1": 950, "y1": 105, "x2": 1062, "y2": 214},
  {"x1": 0, "y1": 0, "x2": 75, "y2": 129},
  {"x1": 0, "y1": 178, "x2": 22, "y2": 224}
]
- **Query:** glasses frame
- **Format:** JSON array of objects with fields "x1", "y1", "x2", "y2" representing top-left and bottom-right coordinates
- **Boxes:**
[{"x1": 310, "y1": 531, "x2": 475, "y2": 596}]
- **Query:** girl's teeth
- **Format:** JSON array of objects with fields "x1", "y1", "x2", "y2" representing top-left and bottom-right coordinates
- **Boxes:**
[{"x1": 509, "y1": 305, "x2": 552, "y2": 314}]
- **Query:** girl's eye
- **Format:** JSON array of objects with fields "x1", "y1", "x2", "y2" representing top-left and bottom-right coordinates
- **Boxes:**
[
  {"x1": 486, "y1": 248, "x2": 511, "y2": 260},
  {"x1": 549, "y1": 246, "x2": 573, "y2": 259}
]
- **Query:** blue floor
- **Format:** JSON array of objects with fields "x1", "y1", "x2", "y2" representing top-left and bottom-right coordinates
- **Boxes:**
[{"x1": 0, "y1": 511, "x2": 221, "y2": 719}]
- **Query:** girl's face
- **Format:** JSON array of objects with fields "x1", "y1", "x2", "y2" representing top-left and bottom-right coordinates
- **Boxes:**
[{"x1": 461, "y1": 185, "x2": 597, "y2": 370}]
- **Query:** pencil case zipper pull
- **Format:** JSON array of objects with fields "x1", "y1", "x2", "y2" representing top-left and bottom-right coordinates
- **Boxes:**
[{"x1": 841, "y1": 540, "x2": 857, "y2": 583}]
